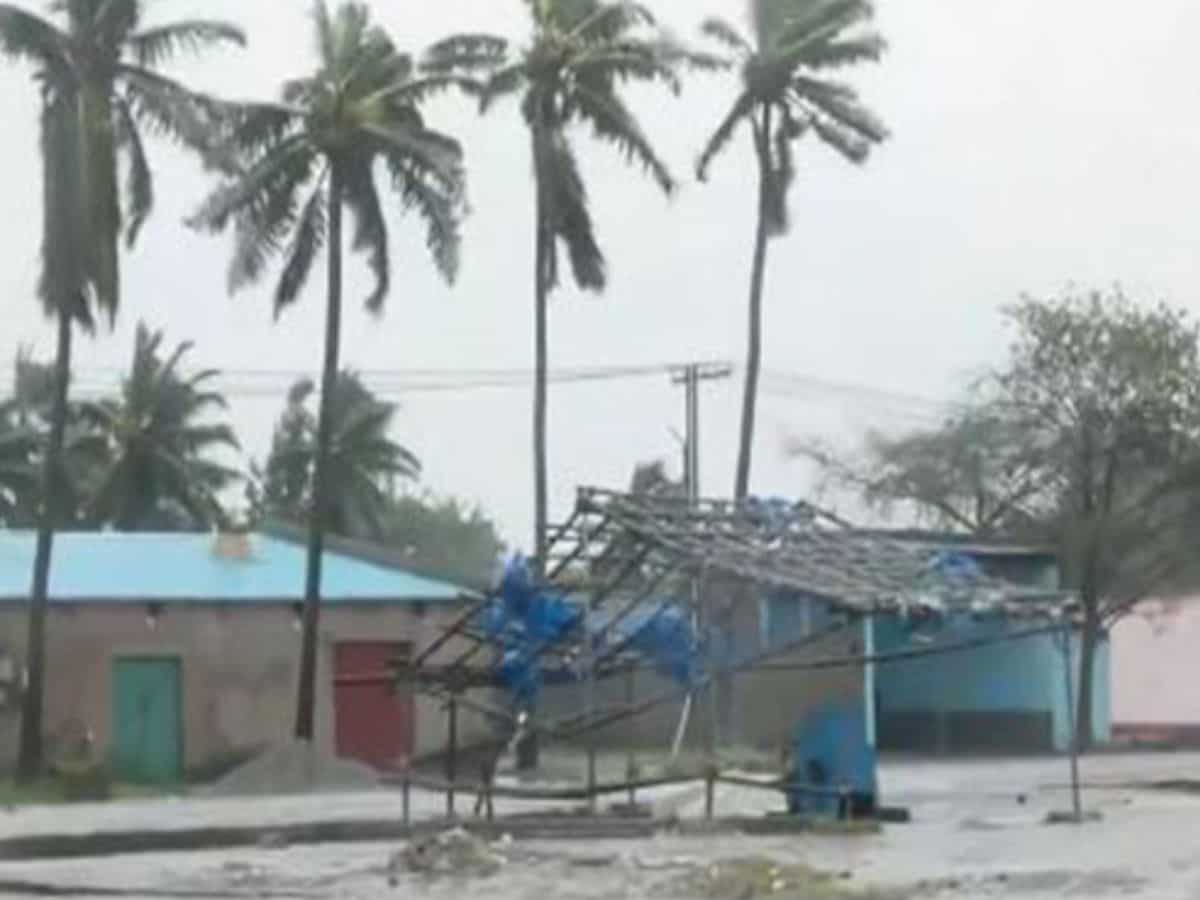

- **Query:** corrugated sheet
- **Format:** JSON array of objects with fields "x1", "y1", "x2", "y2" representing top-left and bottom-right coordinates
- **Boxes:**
[{"x1": 0, "y1": 532, "x2": 468, "y2": 604}]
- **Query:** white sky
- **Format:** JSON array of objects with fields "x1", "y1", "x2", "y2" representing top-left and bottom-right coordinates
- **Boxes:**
[{"x1": 1, "y1": 0, "x2": 1198, "y2": 548}]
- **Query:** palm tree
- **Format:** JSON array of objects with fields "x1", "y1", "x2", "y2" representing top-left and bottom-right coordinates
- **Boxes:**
[
  {"x1": 425, "y1": 0, "x2": 691, "y2": 576},
  {"x1": 0, "y1": 0, "x2": 244, "y2": 779},
  {"x1": 189, "y1": 1, "x2": 465, "y2": 741},
  {"x1": 0, "y1": 404, "x2": 38, "y2": 526},
  {"x1": 81, "y1": 323, "x2": 239, "y2": 531},
  {"x1": 260, "y1": 373, "x2": 421, "y2": 539},
  {"x1": 4, "y1": 349, "x2": 112, "y2": 531},
  {"x1": 253, "y1": 380, "x2": 316, "y2": 527},
  {"x1": 697, "y1": 0, "x2": 887, "y2": 500}
]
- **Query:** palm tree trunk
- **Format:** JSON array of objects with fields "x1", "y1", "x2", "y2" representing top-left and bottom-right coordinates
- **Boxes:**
[
  {"x1": 17, "y1": 310, "x2": 72, "y2": 782},
  {"x1": 532, "y1": 168, "x2": 549, "y2": 580},
  {"x1": 516, "y1": 159, "x2": 552, "y2": 774},
  {"x1": 295, "y1": 162, "x2": 343, "y2": 742},
  {"x1": 734, "y1": 107, "x2": 774, "y2": 502}
]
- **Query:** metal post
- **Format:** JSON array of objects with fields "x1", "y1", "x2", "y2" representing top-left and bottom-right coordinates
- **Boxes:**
[
  {"x1": 669, "y1": 365, "x2": 730, "y2": 758},
  {"x1": 1060, "y1": 624, "x2": 1083, "y2": 821},
  {"x1": 585, "y1": 627, "x2": 598, "y2": 814},
  {"x1": 702, "y1": 574, "x2": 719, "y2": 759},
  {"x1": 583, "y1": 517, "x2": 598, "y2": 816},
  {"x1": 686, "y1": 365, "x2": 699, "y2": 504},
  {"x1": 402, "y1": 766, "x2": 411, "y2": 828},
  {"x1": 625, "y1": 665, "x2": 637, "y2": 809},
  {"x1": 705, "y1": 767, "x2": 715, "y2": 821},
  {"x1": 670, "y1": 692, "x2": 693, "y2": 759},
  {"x1": 447, "y1": 694, "x2": 459, "y2": 819}
]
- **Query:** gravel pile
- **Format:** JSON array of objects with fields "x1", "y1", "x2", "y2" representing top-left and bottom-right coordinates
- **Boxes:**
[{"x1": 206, "y1": 740, "x2": 379, "y2": 796}]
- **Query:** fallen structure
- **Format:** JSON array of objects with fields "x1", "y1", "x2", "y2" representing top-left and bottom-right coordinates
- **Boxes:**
[{"x1": 387, "y1": 487, "x2": 1077, "y2": 823}]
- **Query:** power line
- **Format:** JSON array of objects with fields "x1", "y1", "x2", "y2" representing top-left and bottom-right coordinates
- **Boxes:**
[
  {"x1": 760, "y1": 368, "x2": 959, "y2": 412},
  {"x1": 0, "y1": 358, "x2": 965, "y2": 423}
]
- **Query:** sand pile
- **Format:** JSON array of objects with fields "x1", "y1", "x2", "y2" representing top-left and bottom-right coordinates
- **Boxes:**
[{"x1": 206, "y1": 740, "x2": 379, "y2": 796}]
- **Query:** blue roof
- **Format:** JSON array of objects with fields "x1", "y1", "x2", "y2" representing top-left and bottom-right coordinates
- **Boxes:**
[{"x1": 0, "y1": 532, "x2": 470, "y2": 605}]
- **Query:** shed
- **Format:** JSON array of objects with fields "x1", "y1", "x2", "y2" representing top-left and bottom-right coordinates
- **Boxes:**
[
  {"x1": 528, "y1": 490, "x2": 1077, "y2": 758},
  {"x1": 863, "y1": 533, "x2": 1110, "y2": 754}
]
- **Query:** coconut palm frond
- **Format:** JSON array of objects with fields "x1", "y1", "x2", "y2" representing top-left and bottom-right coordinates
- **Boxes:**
[
  {"x1": 0, "y1": 5, "x2": 68, "y2": 70},
  {"x1": 384, "y1": 150, "x2": 462, "y2": 284},
  {"x1": 422, "y1": 32, "x2": 507, "y2": 74},
  {"x1": 37, "y1": 92, "x2": 91, "y2": 325},
  {"x1": 700, "y1": 17, "x2": 750, "y2": 55},
  {"x1": 119, "y1": 64, "x2": 228, "y2": 163},
  {"x1": 188, "y1": 136, "x2": 314, "y2": 233},
  {"x1": 542, "y1": 134, "x2": 605, "y2": 291},
  {"x1": 128, "y1": 20, "x2": 245, "y2": 67},
  {"x1": 570, "y1": 82, "x2": 674, "y2": 194},
  {"x1": 342, "y1": 157, "x2": 391, "y2": 311},
  {"x1": 115, "y1": 97, "x2": 153, "y2": 247},
  {"x1": 696, "y1": 90, "x2": 755, "y2": 180},
  {"x1": 799, "y1": 32, "x2": 886, "y2": 69},
  {"x1": 274, "y1": 172, "x2": 328, "y2": 314},
  {"x1": 776, "y1": 0, "x2": 875, "y2": 52}
]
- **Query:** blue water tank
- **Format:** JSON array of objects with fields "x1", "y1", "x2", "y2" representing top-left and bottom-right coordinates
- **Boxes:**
[{"x1": 788, "y1": 703, "x2": 878, "y2": 818}]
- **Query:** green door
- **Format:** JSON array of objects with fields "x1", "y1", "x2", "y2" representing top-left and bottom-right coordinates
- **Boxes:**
[{"x1": 112, "y1": 657, "x2": 183, "y2": 783}]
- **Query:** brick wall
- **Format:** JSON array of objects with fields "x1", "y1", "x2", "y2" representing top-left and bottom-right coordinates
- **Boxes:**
[{"x1": 0, "y1": 602, "x2": 491, "y2": 774}]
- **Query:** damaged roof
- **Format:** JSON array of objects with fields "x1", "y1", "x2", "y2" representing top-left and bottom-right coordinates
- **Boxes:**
[{"x1": 562, "y1": 489, "x2": 1073, "y2": 619}]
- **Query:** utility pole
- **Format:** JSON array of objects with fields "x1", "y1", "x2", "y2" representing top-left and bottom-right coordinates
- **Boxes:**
[
  {"x1": 670, "y1": 363, "x2": 732, "y2": 500},
  {"x1": 668, "y1": 363, "x2": 731, "y2": 759}
]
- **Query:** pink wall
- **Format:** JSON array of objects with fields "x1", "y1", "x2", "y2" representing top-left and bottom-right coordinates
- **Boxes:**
[{"x1": 1113, "y1": 598, "x2": 1200, "y2": 725}]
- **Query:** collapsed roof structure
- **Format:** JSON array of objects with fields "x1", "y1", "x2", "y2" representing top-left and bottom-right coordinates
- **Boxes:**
[{"x1": 396, "y1": 486, "x2": 1077, "y2": 743}]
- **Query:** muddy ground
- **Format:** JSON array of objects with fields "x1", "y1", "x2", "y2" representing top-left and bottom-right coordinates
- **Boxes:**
[{"x1": 1, "y1": 753, "x2": 1199, "y2": 898}]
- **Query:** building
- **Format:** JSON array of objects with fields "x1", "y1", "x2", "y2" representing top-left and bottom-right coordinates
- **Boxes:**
[
  {"x1": 0, "y1": 530, "x2": 485, "y2": 781},
  {"x1": 1112, "y1": 597, "x2": 1200, "y2": 745},
  {"x1": 867, "y1": 536, "x2": 1110, "y2": 754},
  {"x1": 535, "y1": 491, "x2": 1080, "y2": 762}
]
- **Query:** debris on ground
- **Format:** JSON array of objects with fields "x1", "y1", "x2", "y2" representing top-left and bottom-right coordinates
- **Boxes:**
[
  {"x1": 916, "y1": 868, "x2": 1148, "y2": 897},
  {"x1": 206, "y1": 740, "x2": 378, "y2": 796},
  {"x1": 392, "y1": 828, "x2": 507, "y2": 880},
  {"x1": 656, "y1": 856, "x2": 906, "y2": 899}
]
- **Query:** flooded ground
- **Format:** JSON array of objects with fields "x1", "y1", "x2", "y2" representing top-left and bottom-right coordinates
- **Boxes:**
[{"x1": 0, "y1": 753, "x2": 1198, "y2": 898}]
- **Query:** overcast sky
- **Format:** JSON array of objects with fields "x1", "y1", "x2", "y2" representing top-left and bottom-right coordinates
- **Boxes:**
[{"x1": 1, "y1": 0, "x2": 1198, "y2": 548}]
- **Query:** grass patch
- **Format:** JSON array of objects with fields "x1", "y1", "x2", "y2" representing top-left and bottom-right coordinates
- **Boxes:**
[{"x1": 0, "y1": 777, "x2": 171, "y2": 807}]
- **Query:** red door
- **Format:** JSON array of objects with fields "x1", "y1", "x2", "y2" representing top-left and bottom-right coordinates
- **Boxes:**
[{"x1": 334, "y1": 642, "x2": 414, "y2": 770}]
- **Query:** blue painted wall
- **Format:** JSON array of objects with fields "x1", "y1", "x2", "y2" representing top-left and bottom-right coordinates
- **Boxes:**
[
  {"x1": 759, "y1": 590, "x2": 841, "y2": 651},
  {"x1": 873, "y1": 615, "x2": 1110, "y2": 752}
]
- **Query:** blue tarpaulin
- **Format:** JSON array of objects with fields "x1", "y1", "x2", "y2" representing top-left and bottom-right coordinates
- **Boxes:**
[
  {"x1": 927, "y1": 550, "x2": 985, "y2": 582},
  {"x1": 789, "y1": 703, "x2": 877, "y2": 818},
  {"x1": 481, "y1": 556, "x2": 698, "y2": 704}
]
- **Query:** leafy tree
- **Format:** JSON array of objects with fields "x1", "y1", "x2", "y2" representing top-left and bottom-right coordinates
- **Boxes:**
[
  {"x1": 191, "y1": 0, "x2": 466, "y2": 742},
  {"x1": 249, "y1": 379, "x2": 315, "y2": 527},
  {"x1": 382, "y1": 493, "x2": 504, "y2": 589},
  {"x1": 797, "y1": 289, "x2": 1200, "y2": 750},
  {"x1": 993, "y1": 290, "x2": 1200, "y2": 749},
  {"x1": 12, "y1": 347, "x2": 57, "y2": 428},
  {"x1": 0, "y1": 0, "x2": 244, "y2": 778},
  {"x1": 1, "y1": 350, "x2": 112, "y2": 531},
  {"x1": 80, "y1": 323, "x2": 239, "y2": 531},
  {"x1": 794, "y1": 409, "x2": 1046, "y2": 538},
  {"x1": 697, "y1": 0, "x2": 887, "y2": 500},
  {"x1": 591, "y1": 458, "x2": 688, "y2": 591},
  {"x1": 425, "y1": 0, "x2": 694, "y2": 574},
  {"x1": 253, "y1": 373, "x2": 421, "y2": 540},
  {"x1": 0, "y1": 403, "x2": 37, "y2": 526}
]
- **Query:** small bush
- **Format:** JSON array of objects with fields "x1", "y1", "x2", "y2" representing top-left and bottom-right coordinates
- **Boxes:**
[{"x1": 55, "y1": 761, "x2": 112, "y2": 803}]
